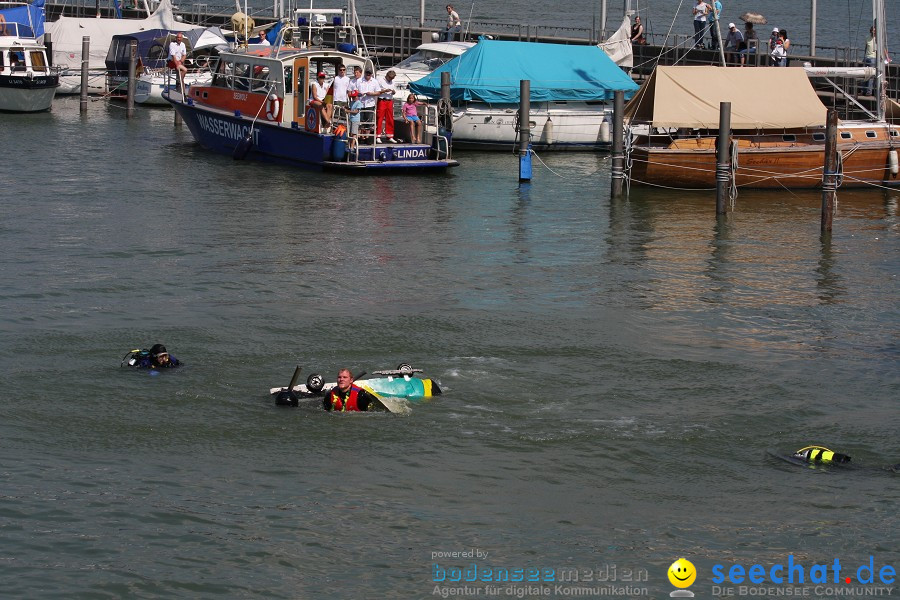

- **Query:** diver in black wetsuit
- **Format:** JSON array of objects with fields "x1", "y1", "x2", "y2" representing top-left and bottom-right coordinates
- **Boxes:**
[{"x1": 122, "y1": 344, "x2": 180, "y2": 369}]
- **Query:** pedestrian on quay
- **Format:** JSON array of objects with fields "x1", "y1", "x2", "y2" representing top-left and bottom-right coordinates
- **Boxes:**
[
  {"x1": 778, "y1": 29, "x2": 790, "y2": 66},
  {"x1": 863, "y1": 25, "x2": 876, "y2": 95},
  {"x1": 738, "y1": 22, "x2": 757, "y2": 66},
  {"x1": 724, "y1": 22, "x2": 744, "y2": 64},
  {"x1": 443, "y1": 4, "x2": 461, "y2": 42},
  {"x1": 692, "y1": 0, "x2": 711, "y2": 49},
  {"x1": 768, "y1": 26, "x2": 780, "y2": 51},
  {"x1": 631, "y1": 16, "x2": 646, "y2": 45},
  {"x1": 770, "y1": 36, "x2": 786, "y2": 66},
  {"x1": 708, "y1": 0, "x2": 722, "y2": 50}
]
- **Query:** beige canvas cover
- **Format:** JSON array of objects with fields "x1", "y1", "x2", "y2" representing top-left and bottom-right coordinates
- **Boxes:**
[
  {"x1": 624, "y1": 66, "x2": 828, "y2": 129},
  {"x1": 886, "y1": 98, "x2": 900, "y2": 124}
]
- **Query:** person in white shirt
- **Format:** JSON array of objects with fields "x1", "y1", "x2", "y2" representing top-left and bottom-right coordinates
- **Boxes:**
[
  {"x1": 375, "y1": 70, "x2": 397, "y2": 142},
  {"x1": 348, "y1": 65, "x2": 363, "y2": 93},
  {"x1": 692, "y1": 0, "x2": 710, "y2": 49},
  {"x1": 167, "y1": 32, "x2": 188, "y2": 88},
  {"x1": 309, "y1": 71, "x2": 332, "y2": 127},
  {"x1": 331, "y1": 64, "x2": 351, "y2": 110},
  {"x1": 256, "y1": 29, "x2": 270, "y2": 46},
  {"x1": 355, "y1": 68, "x2": 380, "y2": 133},
  {"x1": 443, "y1": 4, "x2": 461, "y2": 41}
]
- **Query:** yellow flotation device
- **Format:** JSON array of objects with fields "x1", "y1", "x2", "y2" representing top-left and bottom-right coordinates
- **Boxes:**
[{"x1": 793, "y1": 446, "x2": 851, "y2": 464}]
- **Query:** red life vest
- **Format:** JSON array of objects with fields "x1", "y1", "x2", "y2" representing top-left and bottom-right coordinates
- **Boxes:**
[{"x1": 329, "y1": 386, "x2": 362, "y2": 411}]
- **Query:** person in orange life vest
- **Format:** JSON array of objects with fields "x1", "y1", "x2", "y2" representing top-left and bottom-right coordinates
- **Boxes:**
[{"x1": 324, "y1": 368, "x2": 380, "y2": 411}]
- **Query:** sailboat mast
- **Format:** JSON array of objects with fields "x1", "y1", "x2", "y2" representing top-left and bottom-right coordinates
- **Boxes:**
[
  {"x1": 810, "y1": 0, "x2": 816, "y2": 56},
  {"x1": 600, "y1": 0, "x2": 607, "y2": 41},
  {"x1": 874, "y1": 0, "x2": 885, "y2": 121}
]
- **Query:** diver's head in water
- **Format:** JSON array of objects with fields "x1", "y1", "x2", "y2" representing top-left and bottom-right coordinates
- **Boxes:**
[{"x1": 149, "y1": 344, "x2": 170, "y2": 367}]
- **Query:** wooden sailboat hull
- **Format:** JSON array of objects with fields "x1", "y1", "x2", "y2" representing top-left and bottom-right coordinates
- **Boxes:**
[{"x1": 630, "y1": 138, "x2": 900, "y2": 189}]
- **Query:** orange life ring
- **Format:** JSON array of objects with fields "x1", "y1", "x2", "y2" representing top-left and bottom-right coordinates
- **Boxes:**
[{"x1": 265, "y1": 95, "x2": 280, "y2": 121}]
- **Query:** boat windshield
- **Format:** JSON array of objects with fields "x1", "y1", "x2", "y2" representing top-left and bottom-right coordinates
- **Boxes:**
[
  {"x1": 394, "y1": 49, "x2": 457, "y2": 72},
  {"x1": 2, "y1": 22, "x2": 36, "y2": 38}
]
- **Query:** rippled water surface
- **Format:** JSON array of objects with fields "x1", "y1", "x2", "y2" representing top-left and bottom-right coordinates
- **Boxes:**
[{"x1": 1, "y1": 99, "x2": 898, "y2": 598}]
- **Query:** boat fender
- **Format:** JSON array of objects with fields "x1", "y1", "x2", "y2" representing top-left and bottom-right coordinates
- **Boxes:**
[
  {"x1": 233, "y1": 133, "x2": 253, "y2": 160},
  {"x1": 542, "y1": 117, "x2": 554, "y2": 145},
  {"x1": 889, "y1": 149, "x2": 898, "y2": 175},
  {"x1": 265, "y1": 94, "x2": 280, "y2": 121},
  {"x1": 600, "y1": 117, "x2": 611, "y2": 144}
]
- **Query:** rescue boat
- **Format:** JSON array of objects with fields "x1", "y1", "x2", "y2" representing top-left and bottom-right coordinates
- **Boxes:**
[{"x1": 165, "y1": 11, "x2": 458, "y2": 172}]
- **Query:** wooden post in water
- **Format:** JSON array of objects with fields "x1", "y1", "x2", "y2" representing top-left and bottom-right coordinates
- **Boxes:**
[
  {"x1": 519, "y1": 79, "x2": 532, "y2": 182},
  {"x1": 126, "y1": 40, "x2": 137, "y2": 118},
  {"x1": 610, "y1": 90, "x2": 625, "y2": 198},
  {"x1": 80, "y1": 36, "x2": 89, "y2": 114},
  {"x1": 821, "y1": 109, "x2": 839, "y2": 234},
  {"x1": 716, "y1": 101, "x2": 732, "y2": 215}
]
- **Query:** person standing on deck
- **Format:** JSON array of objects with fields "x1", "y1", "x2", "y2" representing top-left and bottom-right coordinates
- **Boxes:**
[
  {"x1": 355, "y1": 68, "x2": 380, "y2": 136},
  {"x1": 375, "y1": 70, "x2": 398, "y2": 143},
  {"x1": 331, "y1": 64, "x2": 351, "y2": 115}
]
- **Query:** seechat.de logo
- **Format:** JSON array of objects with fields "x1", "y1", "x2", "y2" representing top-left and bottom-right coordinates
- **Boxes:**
[{"x1": 668, "y1": 558, "x2": 697, "y2": 598}]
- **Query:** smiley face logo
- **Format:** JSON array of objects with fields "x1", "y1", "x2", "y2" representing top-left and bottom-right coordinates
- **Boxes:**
[{"x1": 668, "y1": 558, "x2": 697, "y2": 588}]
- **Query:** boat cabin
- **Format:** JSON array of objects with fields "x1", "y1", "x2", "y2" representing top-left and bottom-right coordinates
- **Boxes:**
[
  {"x1": 200, "y1": 47, "x2": 371, "y2": 126},
  {"x1": 1, "y1": 23, "x2": 50, "y2": 76}
]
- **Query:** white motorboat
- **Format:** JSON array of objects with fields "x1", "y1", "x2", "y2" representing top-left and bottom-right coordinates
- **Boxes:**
[
  {"x1": 377, "y1": 41, "x2": 473, "y2": 94},
  {"x1": 0, "y1": 21, "x2": 58, "y2": 112}
]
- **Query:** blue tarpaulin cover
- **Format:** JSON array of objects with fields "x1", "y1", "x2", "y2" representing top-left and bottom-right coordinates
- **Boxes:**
[{"x1": 409, "y1": 38, "x2": 638, "y2": 103}]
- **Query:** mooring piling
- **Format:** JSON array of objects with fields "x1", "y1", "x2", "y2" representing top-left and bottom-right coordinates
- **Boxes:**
[
  {"x1": 519, "y1": 79, "x2": 532, "y2": 182},
  {"x1": 716, "y1": 101, "x2": 732, "y2": 215},
  {"x1": 610, "y1": 90, "x2": 625, "y2": 198},
  {"x1": 79, "y1": 36, "x2": 89, "y2": 114},
  {"x1": 821, "y1": 109, "x2": 839, "y2": 233}
]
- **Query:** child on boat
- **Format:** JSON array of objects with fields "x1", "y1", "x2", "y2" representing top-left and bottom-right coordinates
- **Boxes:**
[
  {"x1": 402, "y1": 94, "x2": 426, "y2": 143},
  {"x1": 347, "y1": 89, "x2": 362, "y2": 148}
]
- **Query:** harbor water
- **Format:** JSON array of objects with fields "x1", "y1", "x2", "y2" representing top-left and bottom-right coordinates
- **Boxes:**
[{"x1": 1, "y1": 97, "x2": 898, "y2": 598}]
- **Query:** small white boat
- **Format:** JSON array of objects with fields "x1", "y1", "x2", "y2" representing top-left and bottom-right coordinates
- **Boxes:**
[
  {"x1": 0, "y1": 21, "x2": 58, "y2": 112},
  {"x1": 377, "y1": 41, "x2": 474, "y2": 94}
]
